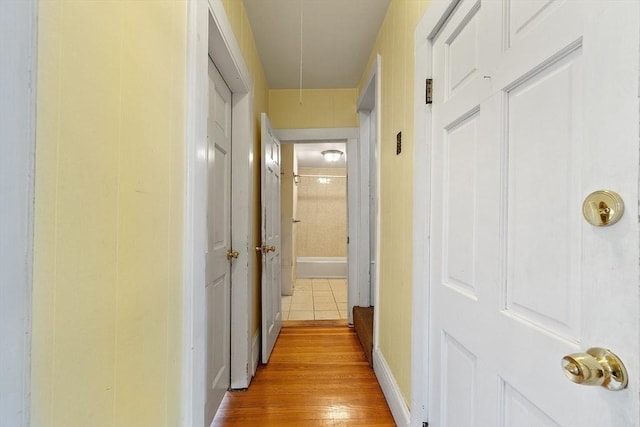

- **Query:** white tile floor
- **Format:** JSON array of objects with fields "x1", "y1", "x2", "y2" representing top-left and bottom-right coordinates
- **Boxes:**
[{"x1": 281, "y1": 278, "x2": 348, "y2": 320}]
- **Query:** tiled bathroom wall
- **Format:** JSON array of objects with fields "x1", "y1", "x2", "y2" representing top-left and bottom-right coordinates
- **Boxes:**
[{"x1": 295, "y1": 167, "x2": 347, "y2": 257}]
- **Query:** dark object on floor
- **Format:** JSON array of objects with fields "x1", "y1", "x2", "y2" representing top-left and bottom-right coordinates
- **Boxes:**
[{"x1": 353, "y1": 306, "x2": 374, "y2": 367}]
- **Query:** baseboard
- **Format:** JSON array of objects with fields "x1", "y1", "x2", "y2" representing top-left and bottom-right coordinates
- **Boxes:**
[
  {"x1": 251, "y1": 329, "x2": 260, "y2": 377},
  {"x1": 373, "y1": 347, "x2": 411, "y2": 427}
]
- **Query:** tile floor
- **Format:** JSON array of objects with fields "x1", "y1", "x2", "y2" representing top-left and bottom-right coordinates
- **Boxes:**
[{"x1": 281, "y1": 278, "x2": 348, "y2": 320}]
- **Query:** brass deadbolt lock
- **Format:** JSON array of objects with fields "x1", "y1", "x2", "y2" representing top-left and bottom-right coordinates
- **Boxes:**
[{"x1": 582, "y1": 190, "x2": 624, "y2": 226}]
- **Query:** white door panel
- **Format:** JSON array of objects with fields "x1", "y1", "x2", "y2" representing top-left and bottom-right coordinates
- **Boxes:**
[
  {"x1": 505, "y1": 49, "x2": 583, "y2": 341},
  {"x1": 204, "y1": 58, "x2": 232, "y2": 425},
  {"x1": 261, "y1": 113, "x2": 282, "y2": 364},
  {"x1": 429, "y1": 1, "x2": 639, "y2": 426}
]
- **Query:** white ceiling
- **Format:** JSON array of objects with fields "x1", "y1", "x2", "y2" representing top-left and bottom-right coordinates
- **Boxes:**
[
  {"x1": 242, "y1": 0, "x2": 390, "y2": 89},
  {"x1": 293, "y1": 142, "x2": 346, "y2": 169}
]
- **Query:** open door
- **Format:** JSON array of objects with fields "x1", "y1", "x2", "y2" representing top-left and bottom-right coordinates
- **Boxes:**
[
  {"x1": 260, "y1": 113, "x2": 282, "y2": 363},
  {"x1": 204, "y1": 59, "x2": 232, "y2": 424},
  {"x1": 427, "y1": 1, "x2": 639, "y2": 425}
]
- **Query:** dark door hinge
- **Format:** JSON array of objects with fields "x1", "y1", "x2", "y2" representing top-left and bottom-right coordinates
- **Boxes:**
[
  {"x1": 423, "y1": 422, "x2": 429, "y2": 427},
  {"x1": 426, "y1": 78, "x2": 433, "y2": 104}
]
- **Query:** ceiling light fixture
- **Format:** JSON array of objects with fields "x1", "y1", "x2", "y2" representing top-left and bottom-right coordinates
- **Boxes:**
[{"x1": 321, "y1": 150, "x2": 343, "y2": 162}]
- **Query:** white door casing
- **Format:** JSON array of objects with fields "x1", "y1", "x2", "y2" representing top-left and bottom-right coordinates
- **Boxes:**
[
  {"x1": 275, "y1": 128, "x2": 359, "y2": 324},
  {"x1": 184, "y1": 1, "x2": 255, "y2": 425},
  {"x1": 422, "y1": 0, "x2": 639, "y2": 426},
  {"x1": 0, "y1": 2, "x2": 37, "y2": 426},
  {"x1": 347, "y1": 134, "x2": 361, "y2": 321},
  {"x1": 204, "y1": 58, "x2": 232, "y2": 424},
  {"x1": 260, "y1": 113, "x2": 282, "y2": 364},
  {"x1": 368, "y1": 105, "x2": 379, "y2": 311},
  {"x1": 356, "y1": 55, "x2": 381, "y2": 313}
]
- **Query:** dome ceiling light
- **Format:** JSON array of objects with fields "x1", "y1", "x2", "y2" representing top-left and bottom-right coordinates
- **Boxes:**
[{"x1": 321, "y1": 149, "x2": 343, "y2": 162}]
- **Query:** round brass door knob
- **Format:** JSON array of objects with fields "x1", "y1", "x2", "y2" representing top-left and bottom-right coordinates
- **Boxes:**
[
  {"x1": 561, "y1": 347, "x2": 628, "y2": 391},
  {"x1": 255, "y1": 245, "x2": 276, "y2": 254},
  {"x1": 226, "y1": 249, "x2": 239, "y2": 260}
]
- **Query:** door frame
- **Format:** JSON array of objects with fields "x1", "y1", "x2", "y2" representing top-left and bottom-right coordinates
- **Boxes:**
[
  {"x1": 411, "y1": 1, "x2": 464, "y2": 425},
  {"x1": 274, "y1": 128, "x2": 358, "y2": 324},
  {"x1": 0, "y1": 1, "x2": 38, "y2": 425},
  {"x1": 356, "y1": 54, "x2": 381, "y2": 333},
  {"x1": 184, "y1": 0, "x2": 255, "y2": 425}
]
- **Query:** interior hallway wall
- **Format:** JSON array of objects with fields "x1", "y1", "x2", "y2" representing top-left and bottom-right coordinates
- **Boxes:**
[
  {"x1": 220, "y1": 0, "x2": 270, "y2": 334},
  {"x1": 358, "y1": 0, "x2": 430, "y2": 407},
  {"x1": 295, "y1": 167, "x2": 347, "y2": 258},
  {"x1": 269, "y1": 88, "x2": 359, "y2": 129},
  {"x1": 32, "y1": 2, "x2": 186, "y2": 426}
]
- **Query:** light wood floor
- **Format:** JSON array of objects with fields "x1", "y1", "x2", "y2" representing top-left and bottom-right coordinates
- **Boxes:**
[{"x1": 212, "y1": 322, "x2": 396, "y2": 426}]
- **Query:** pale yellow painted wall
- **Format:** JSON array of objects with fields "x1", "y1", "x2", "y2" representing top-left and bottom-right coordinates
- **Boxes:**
[
  {"x1": 221, "y1": 0, "x2": 270, "y2": 333},
  {"x1": 359, "y1": 0, "x2": 431, "y2": 406},
  {"x1": 269, "y1": 89, "x2": 359, "y2": 129},
  {"x1": 32, "y1": 1, "x2": 185, "y2": 426}
]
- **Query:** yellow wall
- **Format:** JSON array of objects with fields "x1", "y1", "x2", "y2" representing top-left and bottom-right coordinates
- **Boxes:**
[
  {"x1": 359, "y1": 0, "x2": 430, "y2": 406},
  {"x1": 32, "y1": 1, "x2": 186, "y2": 426},
  {"x1": 220, "y1": 0, "x2": 270, "y2": 334},
  {"x1": 30, "y1": 0, "x2": 429, "y2": 422},
  {"x1": 269, "y1": 89, "x2": 358, "y2": 129}
]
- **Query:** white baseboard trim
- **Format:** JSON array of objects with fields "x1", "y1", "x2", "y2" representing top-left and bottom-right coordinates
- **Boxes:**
[
  {"x1": 251, "y1": 329, "x2": 260, "y2": 377},
  {"x1": 373, "y1": 347, "x2": 411, "y2": 427}
]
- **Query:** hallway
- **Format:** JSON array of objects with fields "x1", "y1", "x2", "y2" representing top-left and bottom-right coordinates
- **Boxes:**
[{"x1": 212, "y1": 324, "x2": 394, "y2": 426}]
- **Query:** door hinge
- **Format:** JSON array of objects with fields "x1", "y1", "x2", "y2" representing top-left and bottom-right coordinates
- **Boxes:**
[
  {"x1": 425, "y1": 78, "x2": 433, "y2": 104},
  {"x1": 423, "y1": 422, "x2": 429, "y2": 427}
]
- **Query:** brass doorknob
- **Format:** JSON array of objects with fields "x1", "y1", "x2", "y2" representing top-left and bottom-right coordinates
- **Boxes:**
[
  {"x1": 561, "y1": 347, "x2": 628, "y2": 391},
  {"x1": 226, "y1": 249, "x2": 239, "y2": 260},
  {"x1": 255, "y1": 245, "x2": 275, "y2": 254}
]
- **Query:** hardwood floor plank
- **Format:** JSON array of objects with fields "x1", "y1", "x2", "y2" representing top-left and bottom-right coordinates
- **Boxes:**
[{"x1": 212, "y1": 324, "x2": 396, "y2": 426}]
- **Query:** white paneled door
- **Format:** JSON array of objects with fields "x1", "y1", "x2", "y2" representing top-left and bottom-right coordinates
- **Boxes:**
[
  {"x1": 429, "y1": 1, "x2": 639, "y2": 426},
  {"x1": 204, "y1": 58, "x2": 232, "y2": 425},
  {"x1": 260, "y1": 113, "x2": 282, "y2": 363}
]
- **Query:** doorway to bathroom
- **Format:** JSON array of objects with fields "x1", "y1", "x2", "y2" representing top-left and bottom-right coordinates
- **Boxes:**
[
  {"x1": 280, "y1": 141, "x2": 349, "y2": 322},
  {"x1": 276, "y1": 126, "x2": 370, "y2": 327}
]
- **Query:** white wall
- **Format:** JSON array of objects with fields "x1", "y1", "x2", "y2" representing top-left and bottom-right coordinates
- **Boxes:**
[
  {"x1": 0, "y1": 1, "x2": 37, "y2": 426},
  {"x1": 280, "y1": 144, "x2": 295, "y2": 295}
]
